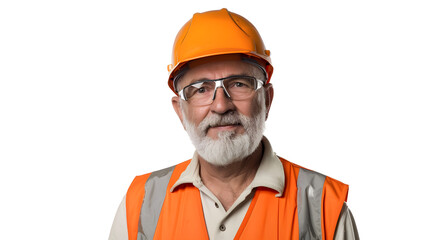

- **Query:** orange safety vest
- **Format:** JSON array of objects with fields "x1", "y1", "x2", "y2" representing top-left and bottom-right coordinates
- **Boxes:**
[{"x1": 126, "y1": 158, "x2": 348, "y2": 240}]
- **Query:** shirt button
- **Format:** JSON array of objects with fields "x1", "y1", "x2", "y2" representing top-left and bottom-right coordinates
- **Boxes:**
[
  {"x1": 215, "y1": 202, "x2": 219, "y2": 208},
  {"x1": 219, "y1": 224, "x2": 226, "y2": 231}
]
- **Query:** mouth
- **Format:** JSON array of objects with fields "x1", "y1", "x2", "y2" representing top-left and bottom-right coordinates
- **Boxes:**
[
  {"x1": 210, "y1": 122, "x2": 241, "y2": 128},
  {"x1": 206, "y1": 122, "x2": 242, "y2": 133}
]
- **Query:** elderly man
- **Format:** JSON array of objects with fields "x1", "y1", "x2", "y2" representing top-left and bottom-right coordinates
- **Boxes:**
[{"x1": 109, "y1": 8, "x2": 359, "y2": 240}]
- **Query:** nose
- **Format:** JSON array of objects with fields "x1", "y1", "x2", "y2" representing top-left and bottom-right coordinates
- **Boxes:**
[{"x1": 210, "y1": 86, "x2": 235, "y2": 114}]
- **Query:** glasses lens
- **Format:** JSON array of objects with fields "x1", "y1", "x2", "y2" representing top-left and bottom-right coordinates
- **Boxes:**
[
  {"x1": 224, "y1": 77, "x2": 257, "y2": 100},
  {"x1": 183, "y1": 81, "x2": 216, "y2": 105}
]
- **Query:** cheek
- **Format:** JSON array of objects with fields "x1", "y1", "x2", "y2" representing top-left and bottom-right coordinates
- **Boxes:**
[
  {"x1": 184, "y1": 105, "x2": 211, "y2": 125},
  {"x1": 234, "y1": 100, "x2": 257, "y2": 117},
  {"x1": 250, "y1": 93, "x2": 265, "y2": 116}
]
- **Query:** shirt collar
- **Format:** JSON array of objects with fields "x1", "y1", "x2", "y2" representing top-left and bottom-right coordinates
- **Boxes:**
[{"x1": 170, "y1": 137, "x2": 285, "y2": 197}]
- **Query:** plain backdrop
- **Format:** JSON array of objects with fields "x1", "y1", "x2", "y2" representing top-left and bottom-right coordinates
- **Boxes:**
[{"x1": 1, "y1": 0, "x2": 428, "y2": 239}]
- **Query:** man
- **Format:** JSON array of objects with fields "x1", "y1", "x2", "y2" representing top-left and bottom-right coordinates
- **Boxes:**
[{"x1": 109, "y1": 8, "x2": 359, "y2": 240}]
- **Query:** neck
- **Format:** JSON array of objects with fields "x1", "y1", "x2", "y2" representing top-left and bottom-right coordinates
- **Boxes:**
[{"x1": 198, "y1": 142, "x2": 263, "y2": 211}]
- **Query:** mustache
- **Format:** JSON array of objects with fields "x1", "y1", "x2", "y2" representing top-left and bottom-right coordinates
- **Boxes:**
[{"x1": 198, "y1": 112, "x2": 246, "y2": 133}]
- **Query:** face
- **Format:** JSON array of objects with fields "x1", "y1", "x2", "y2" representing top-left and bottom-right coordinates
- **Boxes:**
[{"x1": 172, "y1": 57, "x2": 274, "y2": 166}]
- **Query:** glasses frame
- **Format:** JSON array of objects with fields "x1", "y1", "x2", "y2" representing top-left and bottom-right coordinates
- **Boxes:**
[{"x1": 178, "y1": 75, "x2": 265, "y2": 104}]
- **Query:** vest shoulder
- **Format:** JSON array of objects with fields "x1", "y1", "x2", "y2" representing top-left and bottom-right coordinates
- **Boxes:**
[{"x1": 277, "y1": 156, "x2": 348, "y2": 188}]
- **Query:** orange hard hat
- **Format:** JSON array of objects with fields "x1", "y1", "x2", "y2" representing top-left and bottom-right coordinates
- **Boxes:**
[{"x1": 167, "y1": 8, "x2": 273, "y2": 93}]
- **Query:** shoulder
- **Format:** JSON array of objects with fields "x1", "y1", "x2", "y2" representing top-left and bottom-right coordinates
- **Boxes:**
[
  {"x1": 277, "y1": 156, "x2": 349, "y2": 200},
  {"x1": 278, "y1": 157, "x2": 347, "y2": 185},
  {"x1": 127, "y1": 160, "x2": 191, "y2": 202}
]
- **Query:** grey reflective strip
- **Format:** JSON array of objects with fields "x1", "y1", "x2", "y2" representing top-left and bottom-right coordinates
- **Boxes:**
[
  {"x1": 137, "y1": 166, "x2": 175, "y2": 240},
  {"x1": 297, "y1": 168, "x2": 326, "y2": 240}
]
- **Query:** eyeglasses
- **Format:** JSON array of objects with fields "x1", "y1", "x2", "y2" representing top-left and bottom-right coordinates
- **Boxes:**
[{"x1": 178, "y1": 75, "x2": 264, "y2": 106}]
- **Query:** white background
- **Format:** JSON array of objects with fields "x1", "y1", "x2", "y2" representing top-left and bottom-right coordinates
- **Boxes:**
[{"x1": 1, "y1": 0, "x2": 428, "y2": 239}]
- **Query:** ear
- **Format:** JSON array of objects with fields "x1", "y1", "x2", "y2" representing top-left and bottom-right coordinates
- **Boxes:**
[
  {"x1": 172, "y1": 96, "x2": 185, "y2": 129},
  {"x1": 263, "y1": 83, "x2": 274, "y2": 120}
]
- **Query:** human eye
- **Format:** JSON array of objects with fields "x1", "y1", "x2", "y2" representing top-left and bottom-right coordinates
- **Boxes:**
[
  {"x1": 195, "y1": 82, "x2": 213, "y2": 93},
  {"x1": 233, "y1": 82, "x2": 245, "y2": 87},
  {"x1": 186, "y1": 87, "x2": 204, "y2": 98},
  {"x1": 185, "y1": 82, "x2": 213, "y2": 98},
  {"x1": 227, "y1": 77, "x2": 254, "y2": 89},
  {"x1": 196, "y1": 86, "x2": 207, "y2": 93}
]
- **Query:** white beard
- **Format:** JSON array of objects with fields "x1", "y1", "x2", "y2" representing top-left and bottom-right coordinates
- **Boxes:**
[{"x1": 182, "y1": 91, "x2": 266, "y2": 166}]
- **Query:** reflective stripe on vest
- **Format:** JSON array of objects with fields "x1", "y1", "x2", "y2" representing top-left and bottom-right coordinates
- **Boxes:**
[
  {"x1": 297, "y1": 168, "x2": 326, "y2": 240},
  {"x1": 137, "y1": 166, "x2": 175, "y2": 240}
]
